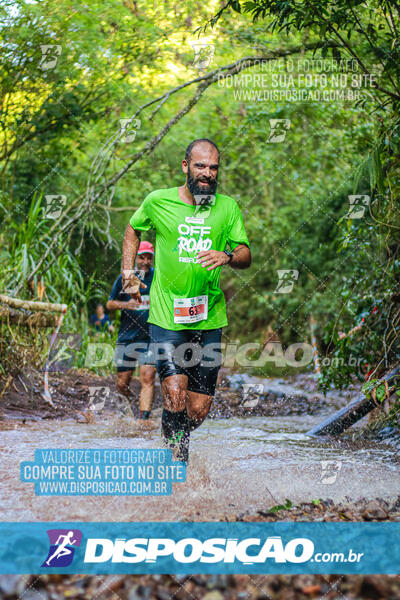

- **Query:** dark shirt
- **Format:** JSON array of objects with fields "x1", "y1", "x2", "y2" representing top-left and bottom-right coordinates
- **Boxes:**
[
  {"x1": 90, "y1": 314, "x2": 112, "y2": 331},
  {"x1": 108, "y1": 269, "x2": 154, "y2": 343}
]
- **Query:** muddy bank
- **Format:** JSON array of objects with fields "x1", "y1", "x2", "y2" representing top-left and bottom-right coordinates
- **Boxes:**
[
  {"x1": 0, "y1": 369, "x2": 163, "y2": 421},
  {"x1": 1, "y1": 572, "x2": 400, "y2": 600},
  {"x1": 0, "y1": 368, "x2": 352, "y2": 421},
  {"x1": 232, "y1": 496, "x2": 400, "y2": 523},
  {"x1": 212, "y1": 374, "x2": 327, "y2": 419}
]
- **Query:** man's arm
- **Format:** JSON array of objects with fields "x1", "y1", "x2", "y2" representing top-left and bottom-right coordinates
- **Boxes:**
[
  {"x1": 121, "y1": 224, "x2": 146, "y2": 300},
  {"x1": 122, "y1": 224, "x2": 140, "y2": 272},
  {"x1": 229, "y1": 244, "x2": 251, "y2": 269},
  {"x1": 197, "y1": 244, "x2": 251, "y2": 271},
  {"x1": 106, "y1": 298, "x2": 140, "y2": 311}
]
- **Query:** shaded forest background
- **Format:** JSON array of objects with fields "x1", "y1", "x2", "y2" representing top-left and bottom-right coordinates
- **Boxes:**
[{"x1": 1, "y1": 0, "x2": 399, "y2": 392}]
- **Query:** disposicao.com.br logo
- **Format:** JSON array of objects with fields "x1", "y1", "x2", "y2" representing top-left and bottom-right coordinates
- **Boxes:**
[
  {"x1": 82, "y1": 536, "x2": 362, "y2": 565},
  {"x1": 42, "y1": 529, "x2": 82, "y2": 567}
]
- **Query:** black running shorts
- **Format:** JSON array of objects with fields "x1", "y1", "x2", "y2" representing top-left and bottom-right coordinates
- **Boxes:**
[
  {"x1": 149, "y1": 323, "x2": 222, "y2": 396},
  {"x1": 115, "y1": 339, "x2": 155, "y2": 372}
]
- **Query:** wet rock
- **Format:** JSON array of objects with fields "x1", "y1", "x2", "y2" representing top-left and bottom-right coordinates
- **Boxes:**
[
  {"x1": 323, "y1": 498, "x2": 335, "y2": 507},
  {"x1": 0, "y1": 575, "x2": 30, "y2": 596},
  {"x1": 361, "y1": 501, "x2": 388, "y2": 520},
  {"x1": 267, "y1": 389, "x2": 285, "y2": 399},
  {"x1": 292, "y1": 575, "x2": 319, "y2": 591},
  {"x1": 391, "y1": 496, "x2": 400, "y2": 510},
  {"x1": 66, "y1": 387, "x2": 80, "y2": 396},
  {"x1": 97, "y1": 575, "x2": 126, "y2": 594},
  {"x1": 191, "y1": 576, "x2": 208, "y2": 587},
  {"x1": 173, "y1": 575, "x2": 189, "y2": 583},
  {"x1": 358, "y1": 575, "x2": 393, "y2": 598},
  {"x1": 206, "y1": 575, "x2": 231, "y2": 589},
  {"x1": 231, "y1": 574, "x2": 250, "y2": 589},
  {"x1": 128, "y1": 584, "x2": 151, "y2": 600},
  {"x1": 258, "y1": 513, "x2": 278, "y2": 521},
  {"x1": 156, "y1": 590, "x2": 172, "y2": 600},
  {"x1": 223, "y1": 513, "x2": 238, "y2": 521},
  {"x1": 22, "y1": 591, "x2": 48, "y2": 600},
  {"x1": 242, "y1": 514, "x2": 263, "y2": 522},
  {"x1": 202, "y1": 591, "x2": 224, "y2": 600}
]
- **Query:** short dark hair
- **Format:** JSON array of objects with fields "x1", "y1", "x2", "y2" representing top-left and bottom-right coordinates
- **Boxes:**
[{"x1": 185, "y1": 138, "x2": 220, "y2": 163}]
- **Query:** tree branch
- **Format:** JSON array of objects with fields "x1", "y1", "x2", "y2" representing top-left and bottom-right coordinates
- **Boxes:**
[
  {"x1": 23, "y1": 42, "x2": 340, "y2": 286},
  {"x1": 88, "y1": 41, "x2": 340, "y2": 203}
]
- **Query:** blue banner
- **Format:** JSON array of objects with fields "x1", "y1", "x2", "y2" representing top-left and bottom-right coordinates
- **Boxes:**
[
  {"x1": 20, "y1": 449, "x2": 186, "y2": 496},
  {"x1": 0, "y1": 522, "x2": 398, "y2": 574}
]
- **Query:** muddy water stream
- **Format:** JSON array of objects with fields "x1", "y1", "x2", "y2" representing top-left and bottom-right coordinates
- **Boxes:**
[{"x1": 1, "y1": 404, "x2": 399, "y2": 522}]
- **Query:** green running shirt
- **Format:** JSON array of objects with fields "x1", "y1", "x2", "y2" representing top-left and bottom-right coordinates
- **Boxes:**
[{"x1": 129, "y1": 187, "x2": 249, "y2": 331}]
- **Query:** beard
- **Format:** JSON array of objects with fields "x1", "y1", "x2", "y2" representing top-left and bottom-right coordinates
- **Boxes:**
[{"x1": 187, "y1": 164, "x2": 218, "y2": 204}]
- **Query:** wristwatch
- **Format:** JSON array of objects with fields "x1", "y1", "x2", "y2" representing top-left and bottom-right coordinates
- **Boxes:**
[{"x1": 223, "y1": 250, "x2": 233, "y2": 264}]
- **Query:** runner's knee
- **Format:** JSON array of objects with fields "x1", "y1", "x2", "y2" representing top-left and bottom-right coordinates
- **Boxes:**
[
  {"x1": 140, "y1": 367, "x2": 155, "y2": 386},
  {"x1": 162, "y1": 377, "x2": 186, "y2": 411},
  {"x1": 187, "y1": 406, "x2": 208, "y2": 422}
]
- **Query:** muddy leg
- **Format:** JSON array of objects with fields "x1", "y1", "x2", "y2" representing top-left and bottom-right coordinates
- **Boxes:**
[
  {"x1": 161, "y1": 374, "x2": 189, "y2": 461},
  {"x1": 185, "y1": 390, "x2": 213, "y2": 430},
  {"x1": 139, "y1": 365, "x2": 156, "y2": 419},
  {"x1": 116, "y1": 370, "x2": 135, "y2": 417}
]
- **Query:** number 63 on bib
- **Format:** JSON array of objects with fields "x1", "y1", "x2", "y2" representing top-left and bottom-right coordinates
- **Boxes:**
[{"x1": 173, "y1": 295, "x2": 208, "y2": 324}]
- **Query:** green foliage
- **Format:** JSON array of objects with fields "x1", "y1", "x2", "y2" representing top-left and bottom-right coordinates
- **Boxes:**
[
  {"x1": 1, "y1": 0, "x2": 399, "y2": 394},
  {"x1": 205, "y1": 0, "x2": 400, "y2": 388},
  {"x1": 0, "y1": 193, "x2": 102, "y2": 319},
  {"x1": 269, "y1": 499, "x2": 293, "y2": 512}
]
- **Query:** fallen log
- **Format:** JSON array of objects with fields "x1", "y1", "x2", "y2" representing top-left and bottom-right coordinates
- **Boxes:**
[
  {"x1": 307, "y1": 365, "x2": 400, "y2": 436},
  {"x1": 0, "y1": 306, "x2": 57, "y2": 327},
  {"x1": 0, "y1": 294, "x2": 67, "y2": 313}
]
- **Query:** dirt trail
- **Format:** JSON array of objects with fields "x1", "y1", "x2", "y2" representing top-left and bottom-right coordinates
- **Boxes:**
[
  {"x1": 2, "y1": 572, "x2": 400, "y2": 600},
  {"x1": 0, "y1": 368, "x2": 355, "y2": 422}
]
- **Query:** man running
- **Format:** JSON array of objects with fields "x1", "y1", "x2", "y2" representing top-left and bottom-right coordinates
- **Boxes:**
[
  {"x1": 122, "y1": 139, "x2": 251, "y2": 459},
  {"x1": 107, "y1": 241, "x2": 156, "y2": 419}
]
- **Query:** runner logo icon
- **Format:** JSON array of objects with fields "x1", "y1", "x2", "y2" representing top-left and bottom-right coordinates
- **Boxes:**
[{"x1": 42, "y1": 529, "x2": 82, "y2": 567}]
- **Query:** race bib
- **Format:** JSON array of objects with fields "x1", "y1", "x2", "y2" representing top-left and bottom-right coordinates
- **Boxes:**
[
  {"x1": 173, "y1": 295, "x2": 208, "y2": 324},
  {"x1": 134, "y1": 295, "x2": 150, "y2": 311}
]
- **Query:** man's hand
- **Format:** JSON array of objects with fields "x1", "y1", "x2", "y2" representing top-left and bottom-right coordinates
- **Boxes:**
[
  {"x1": 121, "y1": 271, "x2": 147, "y2": 302},
  {"x1": 196, "y1": 250, "x2": 230, "y2": 270},
  {"x1": 125, "y1": 298, "x2": 141, "y2": 310},
  {"x1": 107, "y1": 298, "x2": 142, "y2": 311}
]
